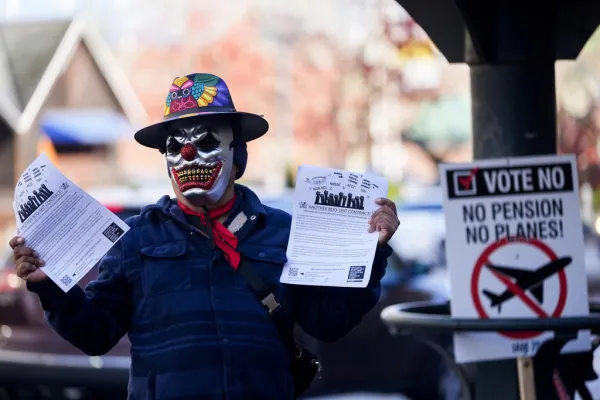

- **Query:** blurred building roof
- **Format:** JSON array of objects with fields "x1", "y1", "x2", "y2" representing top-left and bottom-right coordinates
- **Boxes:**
[
  {"x1": 0, "y1": 16, "x2": 147, "y2": 133},
  {"x1": 0, "y1": 20, "x2": 70, "y2": 111}
]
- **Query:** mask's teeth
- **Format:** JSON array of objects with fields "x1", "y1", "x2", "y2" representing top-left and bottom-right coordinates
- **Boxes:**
[{"x1": 176, "y1": 164, "x2": 221, "y2": 185}]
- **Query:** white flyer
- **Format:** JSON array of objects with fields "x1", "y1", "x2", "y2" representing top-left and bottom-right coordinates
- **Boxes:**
[
  {"x1": 13, "y1": 153, "x2": 130, "y2": 292},
  {"x1": 280, "y1": 165, "x2": 388, "y2": 288}
]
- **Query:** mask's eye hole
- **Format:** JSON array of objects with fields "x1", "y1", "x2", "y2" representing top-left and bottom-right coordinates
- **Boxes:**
[
  {"x1": 196, "y1": 131, "x2": 221, "y2": 152},
  {"x1": 166, "y1": 137, "x2": 183, "y2": 154}
]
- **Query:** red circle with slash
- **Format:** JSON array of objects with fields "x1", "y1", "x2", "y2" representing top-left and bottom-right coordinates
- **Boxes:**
[{"x1": 470, "y1": 237, "x2": 567, "y2": 340}]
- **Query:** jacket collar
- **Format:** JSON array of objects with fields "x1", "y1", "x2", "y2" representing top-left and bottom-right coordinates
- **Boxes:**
[{"x1": 233, "y1": 184, "x2": 267, "y2": 220}]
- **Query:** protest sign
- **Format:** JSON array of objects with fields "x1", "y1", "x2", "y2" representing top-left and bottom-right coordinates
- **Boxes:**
[{"x1": 440, "y1": 154, "x2": 590, "y2": 363}]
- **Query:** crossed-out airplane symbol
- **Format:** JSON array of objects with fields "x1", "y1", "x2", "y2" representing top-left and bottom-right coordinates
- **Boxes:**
[{"x1": 482, "y1": 257, "x2": 572, "y2": 313}]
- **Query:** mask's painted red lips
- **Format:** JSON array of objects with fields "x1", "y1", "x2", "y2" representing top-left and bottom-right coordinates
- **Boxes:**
[{"x1": 172, "y1": 162, "x2": 222, "y2": 191}]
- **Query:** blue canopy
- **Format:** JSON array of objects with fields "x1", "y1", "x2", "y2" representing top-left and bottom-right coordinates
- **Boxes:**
[{"x1": 40, "y1": 109, "x2": 133, "y2": 145}]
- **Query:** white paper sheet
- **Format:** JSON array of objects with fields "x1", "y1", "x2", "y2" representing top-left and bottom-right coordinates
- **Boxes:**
[
  {"x1": 13, "y1": 153, "x2": 130, "y2": 292},
  {"x1": 280, "y1": 165, "x2": 388, "y2": 288}
]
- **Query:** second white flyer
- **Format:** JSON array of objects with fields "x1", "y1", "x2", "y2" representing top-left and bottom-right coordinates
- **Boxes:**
[
  {"x1": 13, "y1": 153, "x2": 130, "y2": 292},
  {"x1": 280, "y1": 165, "x2": 388, "y2": 288}
]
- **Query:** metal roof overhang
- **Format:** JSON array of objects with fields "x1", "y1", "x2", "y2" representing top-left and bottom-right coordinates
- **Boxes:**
[{"x1": 396, "y1": 0, "x2": 600, "y2": 63}]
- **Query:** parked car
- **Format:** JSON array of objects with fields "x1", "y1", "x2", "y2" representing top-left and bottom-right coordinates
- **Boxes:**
[
  {"x1": 0, "y1": 262, "x2": 130, "y2": 399},
  {"x1": 0, "y1": 187, "x2": 454, "y2": 400}
]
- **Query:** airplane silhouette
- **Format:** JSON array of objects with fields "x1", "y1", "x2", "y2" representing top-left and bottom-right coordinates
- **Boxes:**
[{"x1": 482, "y1": 256, "x2": 572, "y2": 313}]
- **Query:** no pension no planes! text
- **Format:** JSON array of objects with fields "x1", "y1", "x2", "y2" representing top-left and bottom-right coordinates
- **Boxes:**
[{"x1": 462, "y1": 198, "x2": 564, "y2": 245}]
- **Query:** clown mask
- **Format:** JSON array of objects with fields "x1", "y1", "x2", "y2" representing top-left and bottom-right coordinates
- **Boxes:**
[{"x1": 165, "y1": 118, "x2": 234, "y2": 206}]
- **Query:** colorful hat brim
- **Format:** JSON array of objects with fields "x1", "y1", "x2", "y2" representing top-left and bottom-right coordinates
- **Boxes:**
[{"x1": 134, "y1": 111, "x2": 269, "y2": 150}]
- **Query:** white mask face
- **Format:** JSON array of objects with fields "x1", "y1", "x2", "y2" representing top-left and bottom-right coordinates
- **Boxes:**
[{"x1": 165, "y1": 118, "x2": 234, "y2": 205}]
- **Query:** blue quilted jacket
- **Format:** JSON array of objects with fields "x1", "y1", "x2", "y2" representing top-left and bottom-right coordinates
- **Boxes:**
[{"x1": 27, "y1": 184, "x2": 391, "y2": 400}]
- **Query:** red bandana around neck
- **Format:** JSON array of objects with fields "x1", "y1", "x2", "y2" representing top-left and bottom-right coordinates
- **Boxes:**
[{"x1": 177, "y1": 194, "x2": 241, "y2": 269}]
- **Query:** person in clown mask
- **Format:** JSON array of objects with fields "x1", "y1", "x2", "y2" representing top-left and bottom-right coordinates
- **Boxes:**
[{"x1": 9, "y1": 73, "x2": 400, "y2": 400}]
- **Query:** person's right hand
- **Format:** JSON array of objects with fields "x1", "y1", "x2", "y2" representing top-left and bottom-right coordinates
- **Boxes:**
[{"x1": 9, "y1": 236, "x2": 48, "y2": 282}]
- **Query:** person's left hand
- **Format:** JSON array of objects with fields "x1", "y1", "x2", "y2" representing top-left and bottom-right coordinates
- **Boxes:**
[{"x1": 368, "y1": 198, "x2": 400, "y2": 246}]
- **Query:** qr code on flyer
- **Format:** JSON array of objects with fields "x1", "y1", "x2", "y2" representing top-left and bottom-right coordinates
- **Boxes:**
[
  {"x1": 347, "y1": 266, "x2": 366, "y2": 282},
  {"x1": 102, "y1": 222, "x2": 125, "y2": 243},
  {"x1": 288, "y1": 268, "x2": 299, "y2": 277},
  {"x1": 60, "y1": 274, "x2": 73, "y2": 286}
]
